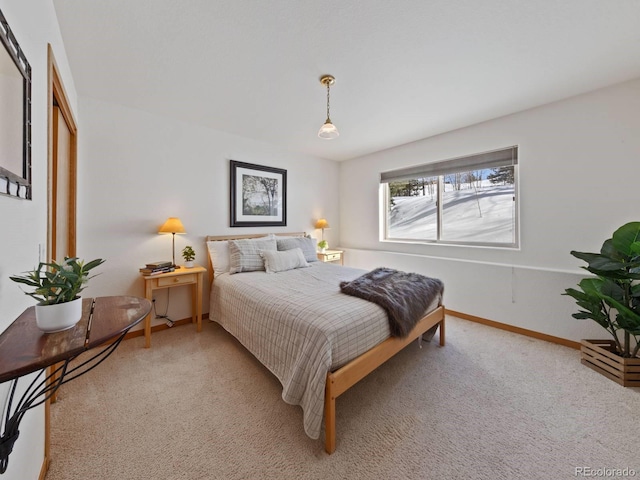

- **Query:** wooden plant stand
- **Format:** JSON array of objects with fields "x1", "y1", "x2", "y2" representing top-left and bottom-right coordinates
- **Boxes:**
[{"x1": 580, "y1": 339, "x2": 640, "y2": 387}]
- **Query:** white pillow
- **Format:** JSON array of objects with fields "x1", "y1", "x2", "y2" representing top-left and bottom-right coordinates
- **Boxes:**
[
  {"x1": 260, "y1": 248, "x2": 309, "y2": 274},
  {"x1": 206, "y1": 240, "x2": 230, "y2": 278},
  {"x1": 229, "y1": 237, "x2": 277, "y2": 274}
]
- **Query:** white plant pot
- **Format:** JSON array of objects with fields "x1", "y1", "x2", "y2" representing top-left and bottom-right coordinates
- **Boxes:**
[
  {"x1": 35, "y1": 297, "x2": 83, "y2": 333},
  {"x1": 184, "y1": 261, "x2": 194, "y2": 268}
]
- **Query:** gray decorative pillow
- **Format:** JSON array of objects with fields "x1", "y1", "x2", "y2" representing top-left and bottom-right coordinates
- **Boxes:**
[
  {"x1": 276, "y1": 237, "x2": 318, "y2": 263},
  {"x1": 260, "y1": 248, "x2": 309, "y2": 274},
  {"x1": 229, "y1": 237, "x2": 277, "y2": 274}
]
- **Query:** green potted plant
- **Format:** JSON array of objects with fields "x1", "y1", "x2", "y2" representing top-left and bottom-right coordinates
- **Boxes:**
[
  {"x1": 563, "y1": 221, "x2": 640, "y2": 386},
  {"x1": 182, "y1": 245, "x2": 196, "y2": 268},
  {"x1": 10, "y1": 257, "x2": 105, "y2": 333},
  {"x1": 317, "y1": 240, "x2": 328, "y2": 253}
]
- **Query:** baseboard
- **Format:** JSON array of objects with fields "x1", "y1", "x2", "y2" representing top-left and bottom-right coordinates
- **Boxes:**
[
  {"x1": 39, "y1": 456, "x2": 49, "y2": 480},
  {"x1": 123, "y1": 313, "x2": 210, "y2": 341},
  {"x1": 125, "y1": 309, "x2": 577, "y2": 349},
  {"x1": 445, "y1": 309, "x2": 580, "y2": 350},
  {"x1": 125, "y1": 310, "x2": 579, "y2": 349}
]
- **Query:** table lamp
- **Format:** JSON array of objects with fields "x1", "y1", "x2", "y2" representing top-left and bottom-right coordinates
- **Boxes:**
[
  {"x1": 315, "y1": 218, "x2": 330, "y2": 240},
  {"x1": 158, "y1": 217, "x2": 186, "y2": 267}
]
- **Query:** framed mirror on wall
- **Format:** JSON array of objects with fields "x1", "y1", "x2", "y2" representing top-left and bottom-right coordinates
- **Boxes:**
[{"x1": 0, "y1": 8, "x2": 32, "y2": 200}]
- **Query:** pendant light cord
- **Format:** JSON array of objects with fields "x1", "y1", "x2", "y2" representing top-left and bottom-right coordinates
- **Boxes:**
[{"x1": 326, "y1": 82, "x2": 331, "y2": 122}]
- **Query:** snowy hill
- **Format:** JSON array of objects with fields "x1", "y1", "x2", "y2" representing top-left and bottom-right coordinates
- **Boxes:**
[{"x1": 389, "y1": 182, "x2": 515, "y2": 244}]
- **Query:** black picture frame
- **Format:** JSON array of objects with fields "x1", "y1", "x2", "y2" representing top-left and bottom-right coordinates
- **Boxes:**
[
  {"x1": 230, "y1": 160, "x2": 287, "y2": 227},
  {"x1": 0, "y1": 8, "x2": 32, "y2": 200}
]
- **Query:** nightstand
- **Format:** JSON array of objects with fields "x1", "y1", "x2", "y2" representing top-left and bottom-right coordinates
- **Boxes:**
[
  {"x1": 317, "y1": 249, "x2": 344, "y2": 265},
  {"x1": 141, "y1": 265, "x2": 205, "y2": 348}
]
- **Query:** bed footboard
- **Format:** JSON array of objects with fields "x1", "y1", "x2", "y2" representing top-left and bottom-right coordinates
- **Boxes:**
[{"x1": 324, "y1": 305, "x2": 445, "y2": 454}]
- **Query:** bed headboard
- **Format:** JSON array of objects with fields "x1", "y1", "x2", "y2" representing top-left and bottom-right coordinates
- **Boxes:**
[
  {"x1": 205, "y1": 232, "x2": 307, "y2": 242},
  {"x1": 205, "y1": 232, "x2": 307, "y2": 286}
]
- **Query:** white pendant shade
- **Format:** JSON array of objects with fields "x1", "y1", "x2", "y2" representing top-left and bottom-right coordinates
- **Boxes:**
[{"x1": 318, "y1": 120, "x2": 339, "y2": 139}]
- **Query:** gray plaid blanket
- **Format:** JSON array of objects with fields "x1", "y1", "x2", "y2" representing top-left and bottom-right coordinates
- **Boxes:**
[{"x1": 340, "y1": 267, "x2": 444, "y2": 337}]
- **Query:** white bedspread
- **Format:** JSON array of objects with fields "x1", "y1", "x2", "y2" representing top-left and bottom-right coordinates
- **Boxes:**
[{"x1": 209, "y1": 262, "x2": 441, "y2": 439}]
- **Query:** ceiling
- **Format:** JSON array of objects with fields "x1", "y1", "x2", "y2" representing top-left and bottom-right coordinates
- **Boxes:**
[{"x1": 52, "y1": 0, "x2": 640, "y2": 162}]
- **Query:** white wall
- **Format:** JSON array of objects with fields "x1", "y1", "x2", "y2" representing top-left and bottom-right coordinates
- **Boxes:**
[
  {"x1": 77, "y1": 97, "x2": 340, "y2": 329},
  {"x1": 340, "y1": 78, "x2": 640, "y2": 342},
  {"x1": 0, "y1": 1, "x2": 77, "y2": 478}
]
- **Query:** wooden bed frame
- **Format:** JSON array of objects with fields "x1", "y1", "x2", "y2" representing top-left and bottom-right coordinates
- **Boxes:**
[{"x1": 205, "y1": 232, "x2": 445, "y2": 454}]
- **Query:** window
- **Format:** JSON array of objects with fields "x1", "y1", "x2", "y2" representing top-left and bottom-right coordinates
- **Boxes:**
[{"x1": 381, "y1": 146, "x2": 518, "y2": 248}]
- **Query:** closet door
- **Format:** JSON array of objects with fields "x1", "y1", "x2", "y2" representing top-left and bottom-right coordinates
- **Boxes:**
[{"x1": 51, "y1": 104, "x2": 73, "y2": 261}]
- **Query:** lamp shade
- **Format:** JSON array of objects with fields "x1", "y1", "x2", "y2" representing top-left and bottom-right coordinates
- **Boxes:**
[
  {"x1": 158, "y1": 217, "x2": 186, "y2": 234},
  {"x1": 318, "y1": 121, "x2": 339, "y2": 140},
  {"x1": 315, "y1": 218, "x2": 330, "y2": 229}
]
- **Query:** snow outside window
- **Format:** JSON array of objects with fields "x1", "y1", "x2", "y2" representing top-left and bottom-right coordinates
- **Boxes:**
[{"x1": 381, "y1": 146, "x2": 518, "y2": 248}]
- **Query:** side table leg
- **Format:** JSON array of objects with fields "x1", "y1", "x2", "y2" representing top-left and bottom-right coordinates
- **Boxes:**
[
  {"x1": 196, "y1": 273, "x2": 203, "y2": 332},
  {"x1": 144, "y1": 281, "x2": 152, "y2": 348},
  {"x1": 191, "y1": 283, "x2": 197, "y2": 325}
]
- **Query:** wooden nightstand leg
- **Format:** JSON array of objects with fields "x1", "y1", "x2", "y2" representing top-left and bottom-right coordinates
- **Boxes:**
[
  {"x1": 191, "y1": 283, "x2": 197, "y2": 325},
  {"x1": 144, "y1": 282, "x2": 152, "y2": 348},
  {"x1": 196, "y1": 272, "x2": 203, "y2": 332},
  {"x1": 144, "y1": 313, "x2": 151, "y2": 348}
]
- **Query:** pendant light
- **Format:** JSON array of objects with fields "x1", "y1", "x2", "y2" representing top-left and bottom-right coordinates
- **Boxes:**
[{"x1": 318, "y1": 75, "x2": 339, "y2": 139}]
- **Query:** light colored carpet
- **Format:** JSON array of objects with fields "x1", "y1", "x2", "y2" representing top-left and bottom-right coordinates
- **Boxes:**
[{"x1": 46, "y1": 316, "x2": 639, "y2": 480}]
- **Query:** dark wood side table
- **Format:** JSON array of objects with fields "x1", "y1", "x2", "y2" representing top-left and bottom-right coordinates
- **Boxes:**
[{"x1": 0, "y1": 296, "x2": 151, "y2": 474}]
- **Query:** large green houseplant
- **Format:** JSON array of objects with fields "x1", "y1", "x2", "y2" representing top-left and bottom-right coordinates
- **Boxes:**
[{"x1": 563, "y1": 221, "x2": 640, "y2": 359}]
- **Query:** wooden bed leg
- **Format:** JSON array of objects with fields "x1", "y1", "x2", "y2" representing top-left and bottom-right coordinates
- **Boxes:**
[
  {"x1": 325, "y1": 374, "x2": 336, "y2": 454},
  {"x1": 439, "y1": 317, "x2": 446, "y2": 346}
]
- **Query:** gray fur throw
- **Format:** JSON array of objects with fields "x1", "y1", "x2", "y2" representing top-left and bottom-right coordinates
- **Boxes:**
[{"x1": 340, "y1": 267, "x2": 444, "y2": 338}]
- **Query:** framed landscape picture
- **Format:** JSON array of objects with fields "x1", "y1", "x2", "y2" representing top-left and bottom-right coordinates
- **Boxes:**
[{"x1": 230, "y1": 160, "x2": 287, "y2": 227}]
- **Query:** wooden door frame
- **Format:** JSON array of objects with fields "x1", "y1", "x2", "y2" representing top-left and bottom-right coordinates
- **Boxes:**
[
  {"x1": 48, "y1": 44, "x2": 77, "y2": 259},
  {"x1": 43, "y1": 43, "x2": 78, "y2": 479}
]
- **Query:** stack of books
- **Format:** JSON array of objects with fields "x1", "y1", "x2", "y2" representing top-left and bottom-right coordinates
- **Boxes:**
[{"x1": 139, "y1": 261, "x2": 175, "y2": 275}]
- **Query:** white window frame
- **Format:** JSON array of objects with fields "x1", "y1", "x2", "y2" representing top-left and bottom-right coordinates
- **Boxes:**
[{"x1": 380, "y1": 146, "x2": 519, "y2": 249}]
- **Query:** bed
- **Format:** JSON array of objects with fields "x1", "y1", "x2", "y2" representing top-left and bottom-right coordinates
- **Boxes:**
[{"x1": 206, "y1": 232, "x2": 445, "y2": 453}]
